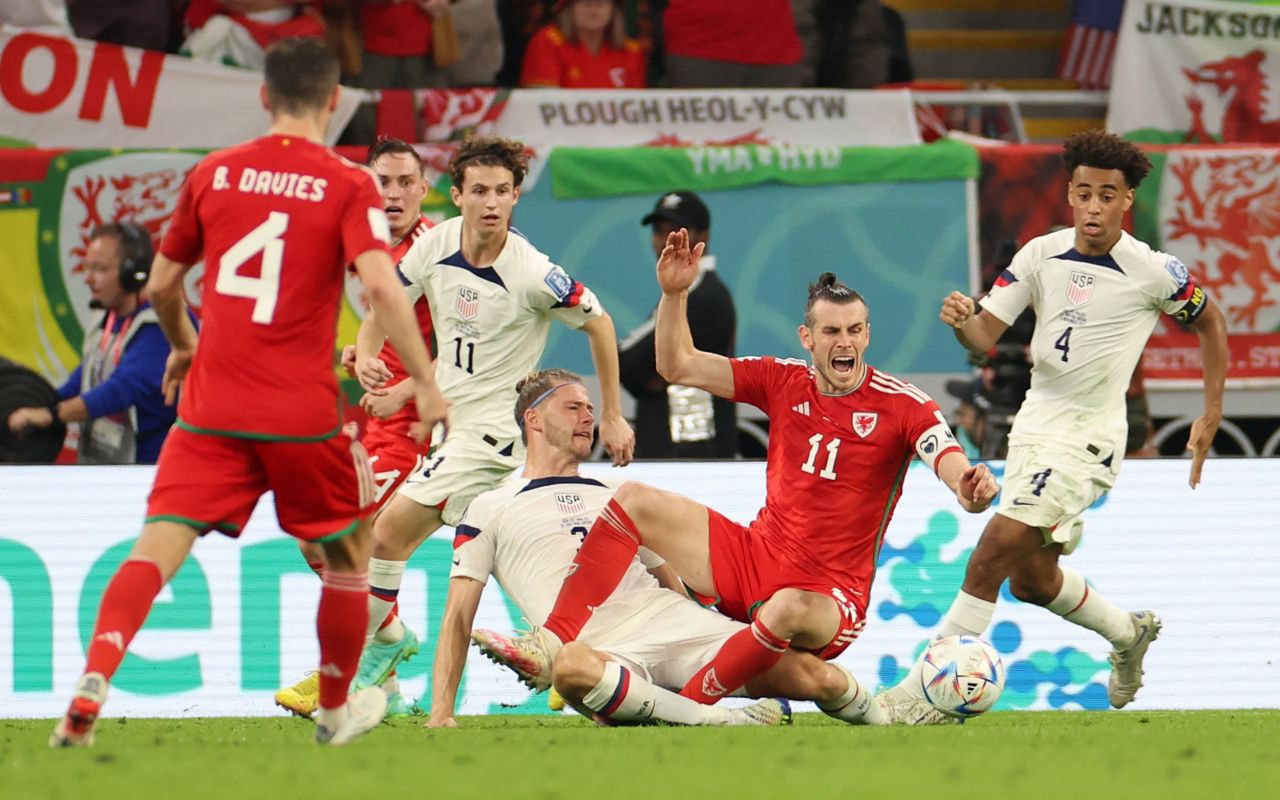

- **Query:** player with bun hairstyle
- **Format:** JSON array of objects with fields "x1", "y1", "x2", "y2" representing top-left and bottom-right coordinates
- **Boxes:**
[{"x1": 475, "y1": 230, "x2": 997, "y2": 725}]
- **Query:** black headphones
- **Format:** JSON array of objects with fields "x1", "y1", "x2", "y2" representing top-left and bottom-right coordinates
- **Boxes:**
[{"x1": 113, "y1": 222, "x2": 153, "y2": 293}]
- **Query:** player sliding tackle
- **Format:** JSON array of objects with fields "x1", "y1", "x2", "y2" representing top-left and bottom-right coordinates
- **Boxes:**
[
  {"x1": 474, "y1": 231, "x2": 998, "y2": 715},
  {"x1": 880, "y1": 130, "x2": 1230, "y2": 723},
  {"x1": 424, "y1": 371, "x2": 896, "y2": 727},
  {"x1": 51, "y1": 38, "x2": 445, "y2": 748},
  {"x1": 432, "y1": 368, "x2": 891, "y2": 728}
]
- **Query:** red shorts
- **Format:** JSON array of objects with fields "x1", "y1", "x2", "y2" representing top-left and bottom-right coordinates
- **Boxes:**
[
  {"x1": 146, "y1": 426, "x2": 375, "y2": 543},
  {"x1": 707, "y1": 509, "x2": 868, "y2": 660},
  {"x1": 365, "y1": 435, "x2": 427, "y2": 511}
]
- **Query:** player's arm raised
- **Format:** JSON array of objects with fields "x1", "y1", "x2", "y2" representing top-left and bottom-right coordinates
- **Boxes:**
[
  {"x1": 1186, "y1": 296, "x2": 1228, "y2": 488},
  {"x1": 940, "y1": 291, "x2": 1011, "y2": 355},
  {"x1": 354, "y1": 249, "x2": 448, "y2": 438},
  {"x1": 654, "y1": 228, "x2": 734, "y2": 399},
  {"x1": 581, "y1": 311, "x2": 635, "y2": 466},
  {"x1": 936, "y1": 450, "x2": 998, "y2": 513},
  {"x1": 427, "y1": 575, "x2": 485, "y2": 728},
  {"x1": 146, "y1": 253, "x2": 200, "y2": 406}
]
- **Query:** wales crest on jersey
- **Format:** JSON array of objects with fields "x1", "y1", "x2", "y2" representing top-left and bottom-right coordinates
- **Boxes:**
[{"x1": 852, "y1": 412, "x2": 878, "y2": 438}]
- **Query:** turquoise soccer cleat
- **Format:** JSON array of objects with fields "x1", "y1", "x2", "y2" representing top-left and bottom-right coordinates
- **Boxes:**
[{"x1": 355, "y1": 627, "x2": 420, "y2": 690}]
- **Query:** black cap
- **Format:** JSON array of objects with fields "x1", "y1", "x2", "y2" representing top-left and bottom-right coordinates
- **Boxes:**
[
  {"x1": 945, "y1": 377, "x2": 990, "y2": 413},
  {"x1": 641, "y1": 191, "x2": 710, "y2": 231}
]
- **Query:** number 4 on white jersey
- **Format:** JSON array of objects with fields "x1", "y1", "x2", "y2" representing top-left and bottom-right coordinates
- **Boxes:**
[{"x1": 216, "y1": 211, "x2": 288, "y2": 324}]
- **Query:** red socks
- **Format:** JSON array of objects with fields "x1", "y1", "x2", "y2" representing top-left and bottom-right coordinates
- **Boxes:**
[
  {"x1": 680, "y1": 618, "x2": 791, "y2": 704},
  {"x1": 543, "y1": 498, "x2": 642, "y2": 644},
  {"x1": 83, "y1": 559, "x2": 164, "y2": 679},
  {"x1": 316, "y1": 571, "x2": 369, "y2": 710}
]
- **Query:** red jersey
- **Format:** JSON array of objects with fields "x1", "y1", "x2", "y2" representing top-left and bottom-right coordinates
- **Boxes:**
[
  {"x1": 161, "y1": 135, "x2": 391, "y2": 440},
  {"x1": 731, "y1": 357, "x2": 963, "y2": 594},
  {"x1": 664, "y1": 0, "x2": 801, "y2": 66},
  {"x1": 362, "y1": 214, "x2": 434, "y2": 453},
  {"x1": 519, "y1": 25, "x2": 647, "y2": 89},
  {"x1": 360, "y1": 2, "x2": 432, "y2": 57}
]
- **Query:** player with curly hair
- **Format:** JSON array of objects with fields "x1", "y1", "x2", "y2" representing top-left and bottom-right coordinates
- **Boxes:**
[{"x1": 880, "y1": 129, "x2": 1230, "y2": 722}]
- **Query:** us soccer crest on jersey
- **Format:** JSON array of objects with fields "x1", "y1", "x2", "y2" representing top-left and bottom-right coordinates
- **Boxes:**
[
  {"x1": 1066, "y1": 271, "x2": 1094, "y2": 305},
  {"x1": 980, "y1": 227, "x2": 1212, "y2": 462}
]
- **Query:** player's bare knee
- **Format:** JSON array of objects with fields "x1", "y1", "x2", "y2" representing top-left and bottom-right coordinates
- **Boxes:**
[
  {"x1": 814, "y1": 663, "x2": 850, "y2": 704},
  {"x1": 757, "y1": 588, "x2": 820, "y2": 638},
  {"x1": 551, "y1": 642, "x2": 603, "y2": 700},
  {"x1": 1008, "y1": 570, "x2": 1056, "y2": 606},
  {"x1": 319, "y1": 533, "x2": 361, "y2": 573},
  {"x1": 610, "y1": 481, "x2": 655, "y2": 519}
]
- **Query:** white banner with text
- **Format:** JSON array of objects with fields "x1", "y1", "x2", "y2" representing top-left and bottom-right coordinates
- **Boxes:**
[{"x1": 0, "y1": 26, "x2": 359, "y2": 148}]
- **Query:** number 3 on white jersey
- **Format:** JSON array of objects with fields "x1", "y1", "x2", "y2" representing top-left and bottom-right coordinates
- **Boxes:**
[{"x1": 216, "y1": 211, "x2": 288, "y2": 324}]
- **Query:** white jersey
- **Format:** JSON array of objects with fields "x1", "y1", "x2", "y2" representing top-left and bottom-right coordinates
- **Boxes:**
[
  {"x1": 397, "y1": 216, "x2": 604, "y2": 439},
  {"x1": 981, "y1": 228, "x2": 1208, "y2": 458},
  {"x1": 451, "y1": 475, "x2": 685, "y2": 644}
]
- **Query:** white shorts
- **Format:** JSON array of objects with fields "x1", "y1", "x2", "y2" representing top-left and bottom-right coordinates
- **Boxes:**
[
  {"x1": 584, "y1": 594, "x2": 744, "y2": 689},
  {"x1": 396, "y1": 429, "x2": 523, "y2": 526},
  {"x1": 997, "y1": 443, "x2": 1119, "y2": 555}
]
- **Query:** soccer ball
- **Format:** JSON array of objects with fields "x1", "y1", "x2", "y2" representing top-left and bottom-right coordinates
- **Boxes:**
[{"x1": 919, "y1": 634, "x2": 1005, "y2": 719}]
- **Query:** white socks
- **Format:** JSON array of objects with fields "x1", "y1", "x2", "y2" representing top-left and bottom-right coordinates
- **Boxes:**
[
  {"x1": 937, "y1": 591, "x2": 996, "y2": 639},
  {"x1": 367, "y1": 558, "x2": 406, "y2": 642},
  {"x1": 315, "y1": 703, "x2": 348, "y2": 731},
  {"x1": 581, "y1": 661, "x2": 727, "y2": 726},
  {"x1": 894, "y1": 591, "x2": 996, "y2": 701},
  {"x1": 818, "y1": 665, "x2": 888, "y2": 725},
  {"x1": 1046, "y1": 567, "x2": 1136, "y2": 649}
]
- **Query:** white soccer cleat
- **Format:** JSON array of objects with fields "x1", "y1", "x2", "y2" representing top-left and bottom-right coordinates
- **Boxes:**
[
  {"x1": 314, "y1": 687, "x2": 388, "y2": 746},
  {"x1": 49, "y1": 672, "x2": 109, "y2": 748},
  {"x1": 728, "y1": 698, "x2": 793, "y2": 727},
  {"x1": 471, "y1": 627, "x2": 560, "y2": 692},
  {"x1": 876, "y1": 693, "x2": 962, "y2": 726},
  {"x1": 1108, "y1": 610, "x2": 1162, "y2": 709}
]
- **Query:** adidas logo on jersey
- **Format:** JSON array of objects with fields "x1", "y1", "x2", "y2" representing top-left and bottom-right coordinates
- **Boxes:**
[{"x1": 791, "y1": 402, "x2": 811, "y2": 416}]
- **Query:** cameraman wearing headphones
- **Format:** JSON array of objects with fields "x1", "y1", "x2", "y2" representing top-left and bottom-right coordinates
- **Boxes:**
[{"x1": 7, "y1": 222, "x2": 181, "y2": 464}]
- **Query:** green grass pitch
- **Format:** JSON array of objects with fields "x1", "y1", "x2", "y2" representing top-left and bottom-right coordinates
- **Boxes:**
[{"x1": 6, "y1": 711, "x2": 1280, "y2": 799}]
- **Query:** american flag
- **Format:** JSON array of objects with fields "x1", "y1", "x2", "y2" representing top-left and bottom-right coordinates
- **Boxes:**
[{"x1": 1059, "y1": 0, "x2": 1125, "y2": 89}]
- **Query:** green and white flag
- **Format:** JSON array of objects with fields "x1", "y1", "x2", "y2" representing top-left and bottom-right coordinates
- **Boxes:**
[{"x1": 1108, "y1": 0, "x2": 1280, "y2": 142}]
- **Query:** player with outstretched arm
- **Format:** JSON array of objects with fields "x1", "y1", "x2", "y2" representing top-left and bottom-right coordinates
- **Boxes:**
[
  {"x1": 474, "y1": 231, "x2": 998, "y2": 713},
  {"x1": 880, "y1": 130, "x2": 1230, "y2": 722}
]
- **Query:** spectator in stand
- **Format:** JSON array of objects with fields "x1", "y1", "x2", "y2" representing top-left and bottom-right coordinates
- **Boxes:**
[
  {"x1": 68, "y1": 1, "x2": 171, "y2": 51},
  {"x1": 444, "y1": 0, "x2": 505, "y2": 86},
  {"x1": 341, "y1": 0, "x2": 449, "y2": 145},
  {"x1": 520, "y1": 0, "x2": 647, "y2": 88},
  {"x1": 183, "y1": 1, "x2": 326, "y2": 68},
  {"x1": 792, "y1": 0, "x2": 899, "y2": 88},
  {"x1": 6, "y1": 223, "x2": 183, "y2": 464},
  {"x1": 619, "y1": 192, "x2": 737, "y2": 459},
  {"x1": 661, "y1": 0, "x2": 803, "y2": 88},
  {"x1": 944, "y1": 377, "x2": 989, "y2": 460}
]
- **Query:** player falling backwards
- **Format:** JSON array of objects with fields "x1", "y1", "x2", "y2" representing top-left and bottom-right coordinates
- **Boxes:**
[
  {"x1": 880, "y1": 130, "x2": 1229, "y2": 723},
  {"x1": 276, "y1": 135, "x2": 636, "y2": 714},
  {"x1": 51, "y1": 38, "x2": 445, "y2": 748},
  {"x1": 275, "y1": 137, "x2": 437, "y2": 718},
  {"x1": 475, "y1": 230, "x2": 998, "y2": 710},
  {"x1": 432, "y1": 368, "x2": 888, "y2": 729}
]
